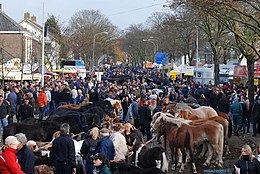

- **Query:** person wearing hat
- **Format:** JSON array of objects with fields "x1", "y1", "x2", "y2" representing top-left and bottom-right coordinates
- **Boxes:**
[
  {"x1": 15, "y1": 133, "x2": 36, "y2": 174},
  {"x1": 18, "y1": 98, "x2": 34, "y2": 122},
  {"x1": 94, "y1": 128, "x2": 115, "y2": 161},
  {"x1": 92, "y1": 153, "x2": 112, "y2": 174},
  {"x1": 0, "y1": 136, "x2": 25, "y2": 174}
]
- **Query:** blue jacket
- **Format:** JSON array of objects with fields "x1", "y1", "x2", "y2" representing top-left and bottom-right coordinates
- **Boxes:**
[
  {"x1": 95, "y1": 136, "x2": 115, "y2": 160},
  {"x1": 16, "y1": 145, "x2": 36, "y2": 174},
  {"x1": 230, "y1": 102, "x2": 242, "y2": 116}
]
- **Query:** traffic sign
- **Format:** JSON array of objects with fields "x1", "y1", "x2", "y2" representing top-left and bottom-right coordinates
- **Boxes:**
[{"x1": 156, "y1": 52, "x2": 167, "y2": 64}]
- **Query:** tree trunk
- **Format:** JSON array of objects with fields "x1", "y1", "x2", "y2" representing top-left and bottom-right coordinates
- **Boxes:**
[
  {"x1": 213, "y1": 52, "x2": 220, "y2": 86},
  {"x1": 247, "y1": 57, "x2": 255, "y2": 105}
]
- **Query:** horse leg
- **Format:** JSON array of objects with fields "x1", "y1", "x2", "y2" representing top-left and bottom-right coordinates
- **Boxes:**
[
  {"x1": 203, "y1": 143, "x2": 213, "y2": 166},
  {"x1": 171, "y1": 148, "x2": 177, "y2": 171},
  {"x1": 199, "y1": 142, "x2": 207, "y2": 159},
  {"x1": 178, "y1": 149, "x2": 186, "y2": 173},
  {"x1": 224, "y1": 139, "x2": 231, "y2": 156},
  {"x1": 189, "y1": 148, "x2": 197, "y2": 174},
  {"x1": 177, "y1": 148, "x2": 182, "y2": 167}
]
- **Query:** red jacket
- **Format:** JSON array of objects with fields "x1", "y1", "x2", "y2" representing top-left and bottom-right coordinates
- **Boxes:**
[{"x1": 0, "y1": 147, "x2": 24, "y2": 174}]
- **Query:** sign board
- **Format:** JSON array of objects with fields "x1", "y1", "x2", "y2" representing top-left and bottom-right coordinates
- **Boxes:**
[{"x1": 156, "y1": 52, "x2": 167, "y2": 64}]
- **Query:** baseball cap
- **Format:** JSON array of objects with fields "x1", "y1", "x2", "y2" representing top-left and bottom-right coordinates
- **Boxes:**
[
  {"x1": 5, "y1": 136, "x2": 20, "y2": 146},
  {"x1": 92, "y1": 153, "x2": 107, "y2": 161},
  {"x1": 100, "y1": 128, "x2": 109, "y2": 134}
]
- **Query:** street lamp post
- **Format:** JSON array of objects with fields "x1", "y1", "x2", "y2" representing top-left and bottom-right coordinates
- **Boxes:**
[
  {"x1": 143, "y1": 39, "x2": 156, "y2": 62},
  {"x1": 148, "y1": 38, "x2": 159, "y2": 51},
  {"x1": 41, "y1": 0, "x2": 45, "y2": 87},
  {"x1": 92, "y1": 31, "x2": 108, "y2": 70}
]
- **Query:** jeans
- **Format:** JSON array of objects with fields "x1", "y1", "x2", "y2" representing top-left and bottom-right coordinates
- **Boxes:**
[
  {"x1": 39, "y1": 106, "x2": 46, "y2": 121},
  {"x1": 242, "y1": 117, "x2": 251, "y2": 134},
  {"x1": 233, "y1": 115, "x2": 242, "y2": 133},
  {"x1": 252, "y1": 117, "x2": 260, "y2": 135},
  {"x1": 0, "y1": 117, "x2": 8, "y2": 141},
  {"x1": 140, "y1": 124, "x2": 152, "y2": 141}
]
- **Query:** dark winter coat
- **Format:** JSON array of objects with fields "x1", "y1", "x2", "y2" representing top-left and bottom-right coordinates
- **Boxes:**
[
  {"x1": 138, "y1": 104, "x2": 152, "y2": 125},
  {"x1": 252, "y1": 100, "x2": 260, "y2": 119},
  {"x1": 16, "y1": 145, "x2": 37, "y2": 174},
  {"x1": 218, "y1": 97, "x2": 230, "y2": 114},
  {"x1": 80, "y1": 137, "x2": 99, "y2": 163},
  {"x1": 234, "y1": 157, "x2": 260, "y2": 174}
]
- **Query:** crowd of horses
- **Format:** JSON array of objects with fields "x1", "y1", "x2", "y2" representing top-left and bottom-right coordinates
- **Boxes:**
[
  {"x1": 150, "y1": 102, "x2": 232, "y2": 173},
  {"x1": 1, "y1": 99, "x2": 233, "y2": 174}
]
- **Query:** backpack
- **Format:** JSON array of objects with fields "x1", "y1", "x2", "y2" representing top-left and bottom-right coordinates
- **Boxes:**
[{"x1": 85, "y1": 139, "x2": 97, "y2": 163}]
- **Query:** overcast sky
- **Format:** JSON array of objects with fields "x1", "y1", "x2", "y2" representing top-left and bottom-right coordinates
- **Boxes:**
[{"x1": 0, "y1": 0, "x2": 170, "y2": 30}]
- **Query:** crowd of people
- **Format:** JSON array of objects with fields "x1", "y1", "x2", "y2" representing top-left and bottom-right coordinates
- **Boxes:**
[{"x1": 0, "y1": 65, "x2": 260, "y2": 173}]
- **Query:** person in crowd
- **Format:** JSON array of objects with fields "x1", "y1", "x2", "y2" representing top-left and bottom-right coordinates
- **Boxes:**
[
  {"x1": 129, "y1": 95, "x2": 141, "y2": 128},
  {"x1": 230, "y1": 98, "x2": 243, "y2": 136},
  {"x1": 92, "y1": 153, "x2": 112, "y2": 174},
  {"x1": 185, "y1": 92, "x2": 197, "y2": 104},
  {"x1": 198, "y1": 93, "x2": 208, "y2": 106},
  {"x1": 234, "y1": 144, "x2": 260, "y2": 174},
  {"x1": 149, "y1": 98, "x2": 157, "y2": 115},
  {"x1": 0, "y1": 95, "x2": 10, "y2": 142},
  {"x1": 76, "y1": 89, "x2": 85, "y2": 105},
  {"x1": 27, "y1": 92, "x2": 35, "y2": 115},
  {"x1": 138, "y1": 98, "x2": 152, "y2": 141},
  {"x1": 162, "y1": 96, "x2": 171, "y2": 112},
  {"x1": 240, "y1": 96, "x2": 250, "y2": 134},
  {"x1": 57, "y1": 85, "x2": 71, "y2": 106},
  {"x1": 110, "y1": 124, "x2": 128, "y2": 162},
  {"x1": 15, "y1": 133, "x2": 36, "y2": 174},
  {"x1": 218, "y1": 93, "x2": 230, "y2": 114},
  {"x1": 80, "y1": 127, "x2": 99, "y2": 174},
  {"x1": 50, "y1": 123, "x2": 76, "y2": 174},
  {"x1": 71, "y1": 86, "x2": 78, "y2": 104},
  {"x1": 45, "y1": 86, "x2": 52, "y2": 115},
  {"x1": 252, "y1": 96, "x2": 260, "y2": 137},
  {"x1": 18, "y1": 98, "x2": 34, "y2": 122},
  {"x1": 37, "y1": 87, "x2": 47, "y2": 121},
  {"x1": 256, "y1": 142, "x2": 260, "y2": 162},
  {"x1": 14, "y1": 87, "x2": 23, "y2": 120},
  {"x1": 5, "y1": 99, "x2": 14, "y2": 124},
  {"x1": 0, "y1": 136, "x2": 25, "y2": 174},
  {"x1": 6, "y1": 87, "x2": 17, "y2": 117},
  {"x1": 94, "y1": 128, "x2": 115, "y2": 161},
  {"x1": 122, "y1": 95, "x2": 131, "y2": 122}
]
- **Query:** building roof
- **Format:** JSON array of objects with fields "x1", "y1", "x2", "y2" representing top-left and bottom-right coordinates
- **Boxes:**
[{"x1": 0, "y1": 11, "x2": 24, "y2": 32}]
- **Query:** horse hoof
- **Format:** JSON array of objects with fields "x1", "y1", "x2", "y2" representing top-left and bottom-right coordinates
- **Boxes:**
[
  {"x1": 171, "y1": 166, "x2": 176, "y2": 171},
  {"x1": 179, "y1": 169, "x2": 184, "y2": 173},
  {"x1": 177, "y1": 162, "x2": 181, "y2": 167},
  {"x1": 193, "y1": 170, "x2": 198, "y2": 174},
  {"x1": 203, "y1": 162, "x2": 209, "y2": 166}
]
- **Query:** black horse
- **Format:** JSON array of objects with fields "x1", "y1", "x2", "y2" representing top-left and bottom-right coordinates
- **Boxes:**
[
  {"x1": 51, "y1": 100, "x2": 114, "y2": 118},
  {"x1": 47, "y1": 112, "x2": 100, "y2": 134},
  {"x1": 3, "y1": 121, "x2": 60, "y2": 142}
]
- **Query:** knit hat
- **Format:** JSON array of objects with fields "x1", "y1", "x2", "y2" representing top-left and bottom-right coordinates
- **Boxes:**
[
  {"x1": 100, "y1": 128, "x2": 109, "y2": 134},
  {"x1": 92, "y1": 153, "x2": 107, "y2": 161}
]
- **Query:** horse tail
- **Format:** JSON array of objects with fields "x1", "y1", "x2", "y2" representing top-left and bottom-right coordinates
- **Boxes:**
[
  {"x1": 184, "y1": 131, "x2": 191, "y2": 153},
  {"x1": 161, "y1": 151, "x2": 169, "y2": 172},
  {"x1": 228, "y1": 117, "x2": 233, "y2": 138}
]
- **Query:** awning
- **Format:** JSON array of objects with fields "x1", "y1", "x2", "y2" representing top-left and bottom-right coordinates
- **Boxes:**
[
  {"x1": 184, "y1": 72, "x2": 194, "y2": 76},
  {"x1": 170, "y1": 71, "x2": 179, "y2": 75}
]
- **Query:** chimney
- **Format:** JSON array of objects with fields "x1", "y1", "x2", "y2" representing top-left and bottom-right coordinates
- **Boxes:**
[
  {"x1": 31, "y1": 15, "x2": 36, "y2": 23},
  {"x1": 24, "y1": 12, "x2": 30, "y2": 20}
]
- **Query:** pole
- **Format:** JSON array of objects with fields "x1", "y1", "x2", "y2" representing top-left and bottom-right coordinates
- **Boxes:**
[
  {"x1": 41, "y1": 0, "x2": 45, "y2": 87},
  {"x1": 196, "y1": 27, "x2": 199, "y2": 67}
]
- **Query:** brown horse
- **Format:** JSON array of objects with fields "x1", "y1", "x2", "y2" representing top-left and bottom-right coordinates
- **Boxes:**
[
  {"x1": 176, "y1": 110, "x2": 232, "y2": 155},
  {"x1": 153, "y1": 116, "x2": 224, "y2": 173}
]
